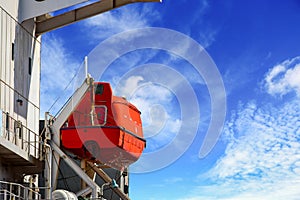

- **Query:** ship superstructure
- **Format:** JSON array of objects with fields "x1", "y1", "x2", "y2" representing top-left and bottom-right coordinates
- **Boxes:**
[{"x1": 0, "y1": 1, "x2": 160, "y2": 199}]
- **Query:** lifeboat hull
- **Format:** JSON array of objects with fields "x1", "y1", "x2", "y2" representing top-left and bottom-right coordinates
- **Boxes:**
[{"x1": 61, "y1": 126, "x2": 145, "y2": 170}]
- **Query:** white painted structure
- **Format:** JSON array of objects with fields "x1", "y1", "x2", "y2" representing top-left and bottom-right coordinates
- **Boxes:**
[
  {"x1": 0, "y1": 0, "x2": 41, "y2": 182},
  {"x1": 0, "y1": 0, "x2": 161, "y2": 199}
]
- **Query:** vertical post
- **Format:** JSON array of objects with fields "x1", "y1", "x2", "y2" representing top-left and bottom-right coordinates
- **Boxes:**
[
  {"x1": 18, "y1": 184, "x2": 21, "y2": 198},
  {"x1": 4, "y1": 189, "x2": 7, "y2": 200},
  {"x1": 44, "y1": 113, "x2": 53, "y2": 200},
  {"x1": 6, "y1": 112, "x2": 10, "y2": 141},
  {"x1": 124, "y1": 168, "x2": 129, "y2": 196},
  {"x1": 9, "y1": 183, "x2": 12, "y2": 198},
  {"x1": 81, "y1": 160, "x2": 87, "y2": 190},
  {"x1": 21, "y1": 126, "x2": 24, "y2": 150},
  {"x1": 25, "y1": 182, "x2": 30, "y2": 200},
  {"x1": 81, "y1": 160, "x2": 97, "y2": 191},
  {"x1": 28, "y1": 129, "x2": 31, "y2": 156},
  {"x1": 84, "y1": 56, "x2": 88, "y2": 78},
  {"x1": 35, "y1": 131, "x2": 37, "y2": 158},
  {"x1": 44, "y1": 143, "x2": 52, "y2": 200}
]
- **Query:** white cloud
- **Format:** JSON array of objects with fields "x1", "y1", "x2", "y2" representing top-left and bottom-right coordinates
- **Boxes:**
[
  {"x1": 168, "y1": 118, "x2": 182, "y2": 133},
  {"x1": 182, "y1": 98, "x2": 300, "y2": 199},
  {"x1": 115, "y1": 75, "x2": 182, "y2": 151},
  {"x1": 198, "y1": 28, "x2": 218, "y2": 48},
  {"x1": 264, "y1": 56, "x2": 300, "y2": 97},
  {"x1": 40, "y1": 34, "x2": 80, "y2": 116},
  {"x1": 163, "y1": 177, "x2": 184, "y2": 184},
  {"x1": 84, "y1": 4, "x2": 160, "y2": 40},
  {"x1": 128, "y1": 82, "x2": 176, "y2": 140},
  {"x1": 142, "y1": 104, "x2": 167, "y2": 138},
  {"x1": 116, "y1": 75, "x2": 144, "y2": 98}
]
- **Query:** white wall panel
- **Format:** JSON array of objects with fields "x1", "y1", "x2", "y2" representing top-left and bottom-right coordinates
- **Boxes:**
[
  {"x1": 0, "y1": 0, "x2": 19, "y2": 19},
  {"x1": 0, "y1": 2, "x2": 41, "y2": 161}
]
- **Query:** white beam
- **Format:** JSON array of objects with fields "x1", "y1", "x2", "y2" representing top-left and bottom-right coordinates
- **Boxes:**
[
  {"x1": 35, "y1": 0, "x2": 162, "y2": 35},
  {"x1": 51, "y1": 76, "x2": 93, "y2": 145},
  {"x1": 50, "y1": 141, "x2": 100, "y2": 198},
  {"x1": 49, "y1": 76, "x2": 92, "y2": 192},
  {"x1": 19, "y1": 0, "x2": 88, "y2": 22},
  {"x1": 76, "y1": 187, "x2": 92, "y2": 197}
]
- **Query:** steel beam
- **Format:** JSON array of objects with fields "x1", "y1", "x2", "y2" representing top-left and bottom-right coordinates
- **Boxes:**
[
  {"x1": 50, "y1": 141, "x2": 100, "y2": 198},
  {"x1": 51, "y1": 76, "x2": 93, "y2": 139},
  {"x1": 87, "y1": 162, "x2": 130, "y2": 200},
  {"x1": 49, "y1": 76, "x2": 92, "y2": 193},
  {"x1": 76, "y1": 187, "x2": 92, "y2": 197},
  {"x1": 35, "y1": 0, "x2": 162, "y2": 36}
]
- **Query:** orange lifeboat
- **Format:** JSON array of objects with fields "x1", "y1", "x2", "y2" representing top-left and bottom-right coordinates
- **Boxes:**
[{"x1": 60, "y1": 82, "x2": 145, "y2": 170}]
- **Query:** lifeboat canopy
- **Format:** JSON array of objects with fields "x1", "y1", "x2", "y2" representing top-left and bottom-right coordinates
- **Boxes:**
[{"x1": 60, "y1": 82, "x2": 145, "y2": 170}]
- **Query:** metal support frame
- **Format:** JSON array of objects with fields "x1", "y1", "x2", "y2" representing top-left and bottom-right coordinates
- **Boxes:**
[
  {"x1": 87, "y1": 162, "x2": 130, "y2": 200},
  {"x1": 50, "y1": 141, "x2": 100, "y2": 198},
  {"x1": 44, "y1": 76, "x2": 130, "y2": 199},
  {"x1": 76, "y1": 186, "x2": 93, "y2": 197},
  {"x1": 50, "y1": 76, "x2": 92, "y2": 189},
  {"x1": 35, "y1": 0, "x2": 162, "y2": 35},
  {"x1": 51, "y1": 76, "x2": 93, "y2": 138},
  {"x1": 44, "y1": 77, "x2": 93, "y2": 199}
]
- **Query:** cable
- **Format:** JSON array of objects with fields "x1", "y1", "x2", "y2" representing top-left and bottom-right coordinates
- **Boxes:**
[
  {"x1": 47, "y1": 58, "x2": 87, "y2": 114},
  {"x1": 47, "y1": 70, "x2": 78, "y2": 114},
  {"x1": 53, "y1": 154, "x2": 71, "y2": 191}
]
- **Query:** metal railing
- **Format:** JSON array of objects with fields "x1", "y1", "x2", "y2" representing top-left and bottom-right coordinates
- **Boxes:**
[
  {"x1": 0, "y1": 181, "x2": 41, "y2": 200},
  {"x1": 1, "y1": 111, "x2": 40, "y2": 159}
]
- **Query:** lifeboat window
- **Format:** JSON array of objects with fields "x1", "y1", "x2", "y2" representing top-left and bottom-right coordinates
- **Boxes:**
[
  {"x1": 95, "y1": 106, "x2": 107, "y2": 125},
  {"x1": 95, "y1": 84, "x2": 104, "y2": 95}
]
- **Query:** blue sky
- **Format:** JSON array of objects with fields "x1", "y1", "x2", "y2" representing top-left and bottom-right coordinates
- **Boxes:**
[{"x1": 41, "y1": 0, "x2": 300, "y2": 199}]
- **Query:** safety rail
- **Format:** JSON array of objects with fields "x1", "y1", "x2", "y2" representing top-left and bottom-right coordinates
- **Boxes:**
[
  {"x1": 1, "y1": 111, "x2": 40, "y2": 159},
  {"x1": 0, "y1": 181, "x2": 41, "y2": 200}
]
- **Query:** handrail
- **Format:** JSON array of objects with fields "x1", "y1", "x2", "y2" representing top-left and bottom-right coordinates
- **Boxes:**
[
  {"x1": 1, "y1": 111, "x2": 40, "y2": 159},
  {"x1": 0, "y1": 180, "x2": 41, "y2": 200}
]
